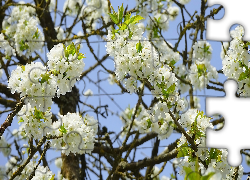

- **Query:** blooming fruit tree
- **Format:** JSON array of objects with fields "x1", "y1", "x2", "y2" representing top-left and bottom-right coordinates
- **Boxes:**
[{"x1": 0, "y1": 0, "x2": 248, "y2": 180}]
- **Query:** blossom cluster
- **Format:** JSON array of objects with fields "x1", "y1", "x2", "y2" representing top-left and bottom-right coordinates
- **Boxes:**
[
  {"x1": 189, "y1": 41, "x2": 218, "y2": 90},
  {"x1": 8, "y1": 61, "x2": 57, "y2": 111},
  {"x1": 106, "y1": 22, "x2": 180, "y2": 100},
  {"x1": 45, "y1": 113, "x2": 98, "y2": 155},
  {"x1": 46, "y1": 43, "x2": 85, "y2": 97},
  {"x1": 0, "y1": 1, "x2": 44, "y2": 58},
  {"x1": 120, "y1": 96, "x2": 186, "y2": 140},
  {"x1": 8, "y1": 43, "x2": 85, "y2": 112},
  {"x1": 17, "y1": 103, "x2": 53, "y2": 139},
  {"x1": 178, "y1": 109, "x2": 213, "y2": 148},
  {"x1": 222, "y1": 25, "x2": 250, "y2": 96},
  {"x1": 135, "y1": 102, "x2": 174, "y2": 140},
  {"x1": 175, "y1": 41, "x2": 218, "y2": 92}
]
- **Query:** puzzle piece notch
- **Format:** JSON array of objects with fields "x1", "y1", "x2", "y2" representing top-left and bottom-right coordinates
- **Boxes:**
[
  {"x1": 206, "y1": 79, "x2": 250, "y2": 167},
  {"x1": 207, "y1": 0, "x2": 249, "y2": 41}
]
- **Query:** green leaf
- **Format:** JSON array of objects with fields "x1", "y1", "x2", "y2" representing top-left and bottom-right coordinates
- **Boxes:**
[
  {"x1": 197, "y1": 64, "x2": 207, "y2": 77},
  {"x1": 59, "y1": 124, "x2": 67, "y2": 134},
  {"x1": 110, "y1": 6, "x2": 117, "y2": 15},
  {"x1": 177, "y1": 145, "x2": 193, "y2": 158},
  {"x1": 118, "y1": 4, "x2": 124, "y2": 24},
  {"x1": 210, "y1": 148, "x2": 222, "y2": 162},
  {"x1": 108, "y1": 13, "x2": 119, "y2": 24},
  {"x1": 157, "y1": 83, "x2": 176, "y2": 99},
  {"x1": 76, "y1": 43, "x2": 81, "y2": 54},
  {"x1": 170, "y1": 173, "x2": 175, "y2": 179},
  {"x1": 63, "y1": 42, "x2": 85, "y2": 60},
  {"x1": 124, "y1": 13, "x2": 131, "y2": 22},
  {"x1": 110, "y1": 28, "x2": 119, "y2": 39},
  {"x1": 121, "y1": 13, "x2": 144, "y2": 30},
  {"x1": 32, "y1": 28, "x2": 40, "y2": 39},
  {"x1": 155, "y1": 16, "x2": 161, "y2": 25},
  {"x1": 21, "y1": 65, "x2": 25, "y2": 71},
  {"x1": 5, "y1": 55, "x2": 11, "y2": 60},
  {"x1": 201, "y1": 44, "x2": 211, "y2": 54},
  {"x1": 238, "y1": 71, "x2": 249, "y2": 81},
  {"x1": 40, "y1": 73, "x2": 51, "y2": 84},
  {"x1": 126, "y1": 15, "x2": 144, "y2": 25},
  {"x1": 50, "y1": 69, "x2": 60, "y2": 76},
  {"x1": 19, "y1": 40, "x2": 29, "y2": 51},
  {"x1": 136, "y1": 41, "x2": 143, "y2": 53},
  {"x1": 34, "y1": 106, "x2": 44, "y2": 120},
  {"x1": 201, "y1": 172, "x2": 216, "y2": 180},
  {"x1": 169, "y1": 60, "x2": 176, "y2": 67},
  {"x1": 153, "y1": 26, "x2": 160, "y2": 38},
  {"x1": 183, "y1": 166, "x2": 201, "y2": 180},
  {"x1": 67, "y1": 43, "x2": 76, "y2": 56},
  {"x1": 190, "y1": 111, "x2": 206, "y2": 139},
  {"x1": 136, "y1": 9, "x2": 140, "y2": 15},
  {"x1": 78, "y1": 53, "x2": 85, "y2": 60},
  {"x1": 24, "y1": 20, "x2": 28, "y2": 26},
  {"x1": 147, "y1": 119, "x2": 152, "y2": 129},
  {"x1": 119, "y1": 23, "x2": 129, "y2": 31},
  {"x1": 167, "y1": 84, "x2": 175, "y2": 94},
  {"x1": 243, "y1": 41, "x2": 250, "y2": 49},
  {"x1": 18, "y1": 117, "x2": 24, "y2": 123},
  {"x1": 50, "y1": 174, "x2": 55, "y2": 180},
  {"x1": 204, "y1": 148, "x2": 222, "y2": 165},
  {"x1": 128, "y1": 30, "x2": 133, "y2": 39},
  {"x1": 195, "y1": 157, "x2": 199, "y2": 175}
]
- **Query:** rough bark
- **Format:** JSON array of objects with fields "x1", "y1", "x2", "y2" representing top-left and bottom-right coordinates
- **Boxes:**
[
  {"x1": 33, "y1": 1, "x2": 83, "y2": 178},
  {"x1": 34, "y1": 0, "x2": 58, "y2": 50}
]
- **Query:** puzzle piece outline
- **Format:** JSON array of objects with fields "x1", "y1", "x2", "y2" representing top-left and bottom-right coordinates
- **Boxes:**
[
  {"x1": 207, "y1": 0, "x2": 250, "y2": 41},
  {"x1": 205, "y1": 79, "x2": 250, "y2": 167}
]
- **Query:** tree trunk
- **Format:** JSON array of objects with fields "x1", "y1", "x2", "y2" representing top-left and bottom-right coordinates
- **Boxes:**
[{"x1": 53, "y1": 86, "x2": 83, "y2": 180}]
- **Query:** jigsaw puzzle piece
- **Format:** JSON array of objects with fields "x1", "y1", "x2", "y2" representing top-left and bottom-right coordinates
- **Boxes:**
[
  {"x1": 207, "y1": 0, "x2": 250, "y2": 41},
  {"x1": 44, "y1": 112, "x2": 98, "y2": 155},
  {"x1": 206, "y1": 79, "x2": 250, "y2": 167}
]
